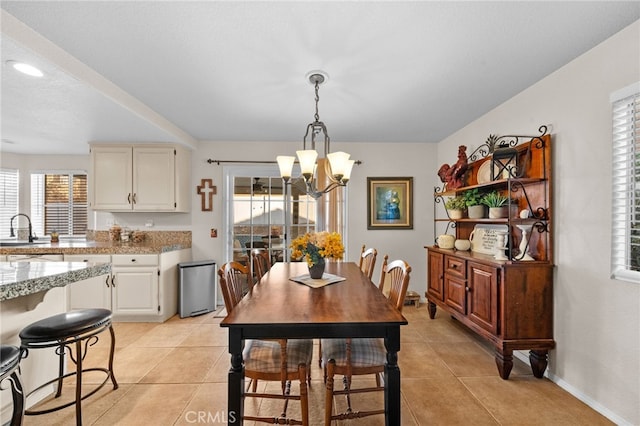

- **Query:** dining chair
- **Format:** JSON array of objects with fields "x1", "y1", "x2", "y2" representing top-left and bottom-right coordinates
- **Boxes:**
[
  {"x1": 358, "y1": 245, "x2": 378, "y2": 279},
  {"x1": 251, "y1": 248, "x2": 272, "y2": 282},
  {"x1": 218, "y1": 262, "x2": 254, "y2": 309},
  {"x1": 321, "y1": 259, "x2": 411, "y2": 425},
  {"x1": 218, "y1": 263, "x2": 313, "y2": 425}
]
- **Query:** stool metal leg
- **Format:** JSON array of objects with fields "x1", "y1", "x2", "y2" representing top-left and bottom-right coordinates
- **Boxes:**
[
  {"x1": 55, "y1": 343, "x2": 65, "y2": 398},
  {"x1": 108, "y1": 325, "x2": 119, "y2": 390},
  {"x1": 8, "y1": 369, "x2": 25, "y2": 426},
  {"x1": 75, "y1": 339, "x2": 83, "y2": 425}
]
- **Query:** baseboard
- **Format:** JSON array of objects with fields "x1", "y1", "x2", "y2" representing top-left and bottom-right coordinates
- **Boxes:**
[{"x1": 513, "y1": 351, "x2": 632, "y2": 425}]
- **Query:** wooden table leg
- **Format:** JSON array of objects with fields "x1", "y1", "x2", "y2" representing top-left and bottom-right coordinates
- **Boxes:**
[
  {"x1": 384, "y1": 327, "x2": 401, "y2": 426},
  {"x1": 228, "y1": 328, "x2": 244, "y2": 425}
]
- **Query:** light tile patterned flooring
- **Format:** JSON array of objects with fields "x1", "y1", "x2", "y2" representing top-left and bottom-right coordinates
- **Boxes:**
[{"x1": 23, "y1": 305, "x2": 612, "y2": 425}]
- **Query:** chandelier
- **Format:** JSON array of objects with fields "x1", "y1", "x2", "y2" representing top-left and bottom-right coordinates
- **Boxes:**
[{"x1": 276, "y1": 71, "x2": 354, "y2": 199}]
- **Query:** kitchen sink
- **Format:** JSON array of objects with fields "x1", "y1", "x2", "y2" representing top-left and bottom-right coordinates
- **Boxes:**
[{"x1": 0, "y1": 241, "x2": 49, "y2": 247}]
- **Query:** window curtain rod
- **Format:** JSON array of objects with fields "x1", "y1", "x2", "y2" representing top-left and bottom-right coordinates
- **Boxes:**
[{"x1": 206, "y1": 159, "x2": 362, "y2": 166}]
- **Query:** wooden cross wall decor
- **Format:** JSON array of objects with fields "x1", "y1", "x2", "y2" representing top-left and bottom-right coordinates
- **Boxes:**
[{"x1": 197, "y1": 179, "x2": 216, "y2": 211}]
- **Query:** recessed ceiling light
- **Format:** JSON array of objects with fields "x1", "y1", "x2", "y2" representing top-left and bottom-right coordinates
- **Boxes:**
[{"x1": 6, "y1": 60, "x2": 43, "y2": 77}]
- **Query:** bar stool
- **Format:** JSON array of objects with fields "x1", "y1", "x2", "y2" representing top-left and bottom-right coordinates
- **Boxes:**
[
  {"x1": 0, "y1": 345, "x2": 25, "y2": 426},
  {"x1": 19, "y1": 308, "x2": 118, "y2": 425}
]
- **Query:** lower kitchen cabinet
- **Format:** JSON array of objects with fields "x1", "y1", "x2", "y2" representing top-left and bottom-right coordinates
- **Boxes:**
[
  {"x1": 64, "y1": 249, "x2": 191, "y2": 322},
  {"x1": 111, "y1": 254, "x2": 159, "y2": 318},
  {"x1": 64, "y1": 254, "x2": 111, "y2": 310}
]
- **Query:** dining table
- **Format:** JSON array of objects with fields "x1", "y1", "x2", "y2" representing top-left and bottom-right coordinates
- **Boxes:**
[{"x1": 220, "y1": 261, "x2": 408, "y2": 425}]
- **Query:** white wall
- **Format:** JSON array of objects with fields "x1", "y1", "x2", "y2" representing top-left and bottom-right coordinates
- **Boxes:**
[
  {"x1": 437, "y1": 20, "x2": 640, "y2": 425},
  {"x1": 191, "y1": 140, "x2": 437, "y2": 298}
]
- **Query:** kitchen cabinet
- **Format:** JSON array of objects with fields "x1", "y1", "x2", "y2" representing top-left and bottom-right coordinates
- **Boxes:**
[
  {"x1": 64, "y1": 254, "x2": 111, "y2": 310},
  {"x1": 111, "y1": 254, "x2": 159, "y2": 318},
  {"x1": 64, "y1": 249, "x2": 191, "y2": 322},
  {"x1": 90, "y1": 144, "x2": 191, "y2": 212},
  {"x1": 426, "y1": 127, "x2": 554, "y2": 380}
]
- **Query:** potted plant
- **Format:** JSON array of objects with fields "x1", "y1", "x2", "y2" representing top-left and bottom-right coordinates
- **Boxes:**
[
  {"x1": 444, "y1": 196, "x2": 466, "y2": 219},
  {"x1": 481, "y1": 191, "x2": 510, "y2": 218},
  {"x1": 463, "y1": 188, "x2": 486, "y2": 219}
]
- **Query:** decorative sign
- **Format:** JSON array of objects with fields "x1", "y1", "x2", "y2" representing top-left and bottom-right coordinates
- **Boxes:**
[
  {"x1": 197, "y1": 179, "x2": 216, "y2": 211},
  {"x1": 469, "y1": 224, "x2": 509, "y2": 254}
]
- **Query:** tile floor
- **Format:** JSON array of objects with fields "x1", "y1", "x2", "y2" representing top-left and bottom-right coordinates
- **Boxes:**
[{"x1": 23, "y1": 305, "x2": 613, "y2": 425}]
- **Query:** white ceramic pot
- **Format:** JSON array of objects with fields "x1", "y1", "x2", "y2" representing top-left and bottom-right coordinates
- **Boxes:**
[
  {"x1": 468, "y1": 205, "x2": 487, "y2": 219},
  {"x1": 454, "y1": 239, "x2": 471, "y2": 251},
  {"x1": 447, "y1": 209, "x2": 465, "y2": 220},
  {"x1": 437, "y1": 234, "x2": 455, "y2": 249},
  {"x1": 488, "y1": 206, "x2": 508, "y2": 219}
]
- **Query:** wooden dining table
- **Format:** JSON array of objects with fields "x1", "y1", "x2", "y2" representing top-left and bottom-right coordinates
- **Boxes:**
[{"x1": 220, "y1": 261, "x2": 408, "y2": 425}]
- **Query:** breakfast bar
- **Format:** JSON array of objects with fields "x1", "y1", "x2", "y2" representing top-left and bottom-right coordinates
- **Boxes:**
[{"x1": 0, "y1": 260, "x2": 112, "y2": 415}]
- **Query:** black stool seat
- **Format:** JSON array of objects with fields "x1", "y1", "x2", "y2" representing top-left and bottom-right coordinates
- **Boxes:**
[
  {"x1": 20, "y1": 308, "x2": 112, "y2": 344},
  {"x1": 1, "y1": 345, "x2": 25, "y2": 426},
  {"x1": 1, "y1": 345, "x2": 21, "y2": 374},
  {"x1": 20, "y1": 308, "x2": 118, "y2": 425}
]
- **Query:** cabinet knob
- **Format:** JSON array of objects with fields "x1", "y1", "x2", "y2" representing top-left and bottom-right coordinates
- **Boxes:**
[
  {"x1": 127, "y1": 193, "x2": 132, "y2": 204},
  {"x1": 131, "y1": 259, "x2": 136, "y2": 263},
  {"x1": 465, "y1": 286, "x2": 471, "y2": 292},
  {"x1": 105, "y1": 276, "x2": 110, "y2": 287}
]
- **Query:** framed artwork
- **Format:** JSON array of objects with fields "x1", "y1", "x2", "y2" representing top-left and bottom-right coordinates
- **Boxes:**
[{"x1": 367, "y1": 177, "x2": 413, "y2": 230}]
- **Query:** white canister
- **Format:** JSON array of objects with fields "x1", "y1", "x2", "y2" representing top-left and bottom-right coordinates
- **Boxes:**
[
  {"x1": 437, "y1": 234, "x2": 455, "y2": 249},
  {"x1": 454, "y1": 239, "x2": 471, "y2": 251}
]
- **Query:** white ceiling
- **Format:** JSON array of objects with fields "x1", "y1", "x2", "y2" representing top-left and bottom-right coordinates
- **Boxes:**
[{"x1": 1, "y1": 1, "x2": 639, "y2": 155}]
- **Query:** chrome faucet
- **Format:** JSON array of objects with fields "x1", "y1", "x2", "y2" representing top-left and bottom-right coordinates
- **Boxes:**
[{"x1": 10, "y1": 213, "x2": 35, "y2": 243}]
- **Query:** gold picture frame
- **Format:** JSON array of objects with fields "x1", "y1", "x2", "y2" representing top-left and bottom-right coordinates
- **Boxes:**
[{"x1": 367, "y1": 177, "x2": 413, "y2": 230}]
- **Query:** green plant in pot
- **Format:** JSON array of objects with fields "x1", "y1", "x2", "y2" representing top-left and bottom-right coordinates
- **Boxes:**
[
  {"x1": 481, "y1": 191, "x2": 510, "y2": 218},
  {"x1": 463, "y1": 188, "x2": 486, "y2": 219},
  {"x1": 444, "y1": 195, "x2": 466, "y2": 219}
]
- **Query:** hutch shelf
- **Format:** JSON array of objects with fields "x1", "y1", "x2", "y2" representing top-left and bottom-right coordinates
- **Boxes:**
[{"x1": 425, "y1": 125, "x2": 554, "y2": 379}]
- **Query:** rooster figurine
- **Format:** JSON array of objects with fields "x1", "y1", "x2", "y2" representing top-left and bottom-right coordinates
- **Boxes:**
[{"x1": 437, "y1": 145, "x2": 468, "y2": 190}]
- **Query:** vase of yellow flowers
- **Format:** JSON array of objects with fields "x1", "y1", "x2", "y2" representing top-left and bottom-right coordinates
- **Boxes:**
[{"x1": 290, "y1": 231, "x2": 344, "y2": 279}]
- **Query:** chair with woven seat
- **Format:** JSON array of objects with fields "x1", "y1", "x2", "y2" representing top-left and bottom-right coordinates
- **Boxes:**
[
  {"x1": 321, "y1": 259, "x2": 411, "y2": 425},
  {"x1": 218, "y1": 263, "x2": 312, "y2": 425},
  {"x1": 251, "y1": 248, "x2": 272, "y2": 282},
  {"x1": 358, "y1": 245, "x2": 378, "y2": 280},
  {"x1": 219, "y1": 261, "x2": 254, "y2": 305}
]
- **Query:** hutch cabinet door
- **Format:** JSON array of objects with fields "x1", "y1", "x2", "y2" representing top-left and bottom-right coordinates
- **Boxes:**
[
  {"x1": 427, "y1": 250, "x2": 444, "y2": 301},
  {"x1": 467, "y1": 261, "x2": 499, "y2": 334}
]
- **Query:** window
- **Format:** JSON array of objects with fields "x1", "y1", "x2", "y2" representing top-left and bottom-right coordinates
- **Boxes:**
[
  {"x1": 611, "y1": 82, "x2": 640, "y2": 282},
  {"x1": 0, "y1": 168, "x2": 19, "y2": 235},
  {"x1": 224, "y1": 165, "x2": 319, "y2": 265},
  {"x1": 31, "y1": 172, "x2": 88, "y2": 237}
]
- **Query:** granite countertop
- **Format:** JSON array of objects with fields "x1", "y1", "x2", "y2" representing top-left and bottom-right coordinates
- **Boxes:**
[
  {"x1": 0, "y1": 261, "x2": 112, "y2": 301},
  {"x1": 0, "y1": 240, "x2": 190, "y2": 256}
]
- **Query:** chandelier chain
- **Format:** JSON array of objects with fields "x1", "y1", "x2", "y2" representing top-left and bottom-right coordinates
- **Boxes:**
[{"x1": 314, "y1": 81, "x2": 320, "y2": 122}]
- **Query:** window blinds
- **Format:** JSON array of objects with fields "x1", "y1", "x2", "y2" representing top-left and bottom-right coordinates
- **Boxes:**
[
  {"x1": 611, "y1": 91, "x2": 640, "y2": 281},
  {"x1": 31, "y1": 172, "x2": 87, "y2": 237},
  {"x1": 0, "y1": 168, "x2": 19, "y2": 235}
]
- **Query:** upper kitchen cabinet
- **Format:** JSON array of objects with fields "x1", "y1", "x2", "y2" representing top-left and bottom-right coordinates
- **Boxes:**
[{"x1": 90, "y1": 144, "x2": 191, "y2": 212}]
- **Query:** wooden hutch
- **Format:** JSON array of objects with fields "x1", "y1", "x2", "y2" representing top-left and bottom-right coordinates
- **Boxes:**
[{"x1": 425, "y1": 126, "x2": 554, "y2": 379}]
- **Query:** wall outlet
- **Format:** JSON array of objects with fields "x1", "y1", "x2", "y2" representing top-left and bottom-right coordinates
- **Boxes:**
[{"x1": 145, "y1": 219, "x2": 154, "y2": 228}]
